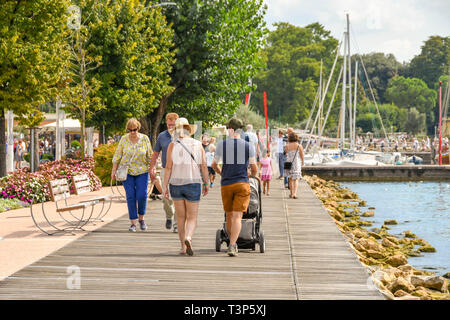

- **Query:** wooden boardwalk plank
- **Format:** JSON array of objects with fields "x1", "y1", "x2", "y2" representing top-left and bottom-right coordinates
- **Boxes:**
[{"x1": 0, "y1": 177, "x2": 383, "y2": 300}]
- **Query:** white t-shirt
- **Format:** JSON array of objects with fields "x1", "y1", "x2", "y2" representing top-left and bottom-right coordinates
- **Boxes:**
[
  {"x1": 206, "y1": 151, "x2": 214, "y2": 167},
  {"x1": 169, "y1": 137, "x2": 203, "y2": 185}
]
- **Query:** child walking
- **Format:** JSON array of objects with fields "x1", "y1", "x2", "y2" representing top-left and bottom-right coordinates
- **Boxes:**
[
  {"x1": 259, "y1": 151, "x2": 273, "y2": 196},
  {"x1": 206, "y1": 144, "x2": 216, "y2": 187}
]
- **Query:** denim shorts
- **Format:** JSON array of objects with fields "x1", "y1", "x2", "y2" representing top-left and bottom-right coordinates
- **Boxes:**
[{"x1": 169, "y1": 183, "x2": 202, "y2": 202}]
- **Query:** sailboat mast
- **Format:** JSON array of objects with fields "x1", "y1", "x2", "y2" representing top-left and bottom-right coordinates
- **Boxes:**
[
  {"x1": 353, "y1": 60, "x2": 358, "y2": 146},
  {"x1": 340, "y1": 21, "x2": 348, "y2": 149},
  {"x1": 347, "y1": 14, "x2": 353, "y2": 150}
]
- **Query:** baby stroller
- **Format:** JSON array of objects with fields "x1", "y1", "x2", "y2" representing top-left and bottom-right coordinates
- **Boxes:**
[{"x1": 215, "y1": 176, "x2": 266, "y2": 253}]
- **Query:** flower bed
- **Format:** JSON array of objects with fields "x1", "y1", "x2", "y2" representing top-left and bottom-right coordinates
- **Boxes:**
[{"x1": 0, "y1": 157, "x2": 102, "y2": 204}]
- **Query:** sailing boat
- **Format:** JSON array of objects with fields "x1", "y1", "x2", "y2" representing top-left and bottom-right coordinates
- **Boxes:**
[{"x1": 302, "y1": 14, "x2": 396, "y2": 166}]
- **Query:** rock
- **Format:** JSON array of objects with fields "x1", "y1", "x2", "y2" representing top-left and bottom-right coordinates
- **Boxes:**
[
  {"x1": 357, "y1": 238, "x2": 383, "y2": 252},
  {"x1": 382, "y1": 238, "x2": 399, "y2": 248},
  {"x1": 386, "y1": 254, "x2": 408, "y2": 267},
  {"x1": 398, "y1": 265, "x2": 413, "y2": 273},
  {"x1": 352, "y1": 229, "x2": 366, "y2": 238},
  {"x1": 403, "y1": 230, "x2": 417, "y2": 238},
  {"x1": 384, "y1": 219, "x2": 398, "y2": 225},
  {"x1": 329, "y1": 210, "x2": 344, "y2": 221},
  {"x1": 362, "y1": 210, "x2": 374, "y2": 217},
  {"x1": 443, "y1": 272, "x2": 450, "y2": 279},
  {"x1": 368, "y1": 206, "x2": 376, "y2": 210},
  {"x1": 386, "y1": 236, "x2": 399, "y2": 245},
  {"x1": 359, "y1": 200, "x2": 367, "y2": 207},
  {"x1": 394, "y1": 289, "x2": 409, "y2": 297},
  {"x1": 411, "y1": 275, "x2": 426, "y2": 288},
  {"x1": 423, "y1": 276, "x2": 448, "y2": 292},
  {"x1": 369, "y1": 232, "x2": 382, "y2": 240},
  {"x1": 366, "y1": 250, "x2": 385, "y2": 259},
  {"x1": 418, "y1": 244, "x2": 436, "y2": 253},
  {"x1": 381, "y1": 225, "x2": 391, "y2": 230},
  {"x1": 389, "y1": 277, "x2": 415, "y2": 293}
]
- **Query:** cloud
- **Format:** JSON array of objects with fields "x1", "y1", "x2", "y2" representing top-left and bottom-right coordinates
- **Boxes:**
[{"x1": 263, "y1": 0, "x2": 450, "y2": 63}]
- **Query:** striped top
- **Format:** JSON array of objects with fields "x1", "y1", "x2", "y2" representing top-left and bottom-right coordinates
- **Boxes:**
[{"x1": 112, "y1": 133, "x2": 153, "y2": 176}]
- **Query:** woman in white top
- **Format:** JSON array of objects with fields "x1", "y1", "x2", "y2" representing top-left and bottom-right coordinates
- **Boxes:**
[{"x1": 163, "y1": 118, "x2": 209, "y2": 255}]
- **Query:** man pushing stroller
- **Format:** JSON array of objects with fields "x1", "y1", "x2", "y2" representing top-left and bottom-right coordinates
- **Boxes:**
[{"x1": 212, "y1": 118, "x2": 258, "y2": 257}]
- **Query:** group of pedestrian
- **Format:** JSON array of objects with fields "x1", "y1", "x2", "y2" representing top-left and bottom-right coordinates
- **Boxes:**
[{"x1": 111, "y1": 114, "x2": 258, "y2": 257}]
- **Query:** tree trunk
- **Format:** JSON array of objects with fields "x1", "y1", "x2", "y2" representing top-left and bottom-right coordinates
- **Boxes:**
[
  {"x1": 149, "y1": 95, "x2": 169, "y2": 147},
  {"x1": 33, "y1": 128, "x2": 40, "y2": 172},
  {"x1": 0, "y1": 108, "x2": 6, "y2": 177}
]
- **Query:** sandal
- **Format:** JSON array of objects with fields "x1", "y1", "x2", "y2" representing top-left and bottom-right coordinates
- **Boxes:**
[{"x1": 184, "y1": 239, "x2": 194, "y2": 256}]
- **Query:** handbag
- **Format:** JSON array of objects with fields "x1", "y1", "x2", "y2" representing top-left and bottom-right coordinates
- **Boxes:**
[
  {"x1": 116, "y1": 147, "x2": 137, "y2": 181},
  {"x1": 283, "y1": 146, "x2": 299, "y2": 170}
]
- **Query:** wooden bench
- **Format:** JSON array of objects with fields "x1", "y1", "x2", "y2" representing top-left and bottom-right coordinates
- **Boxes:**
[
  {"x1": 72, "y1": 174, "x2": 119, "y2": 223},
  {"x1": 30, "y1": 178, "x2": 99, "y2": 235}
]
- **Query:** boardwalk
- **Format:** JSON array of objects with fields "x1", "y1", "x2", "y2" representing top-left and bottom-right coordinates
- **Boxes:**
[{"x1": 0, "y1": 178, "x2": 384, "y2": 300}]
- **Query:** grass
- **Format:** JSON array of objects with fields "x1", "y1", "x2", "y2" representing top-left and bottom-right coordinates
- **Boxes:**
[{"x1": 0, "y1": 198, "x2": 28, "y2": 213}]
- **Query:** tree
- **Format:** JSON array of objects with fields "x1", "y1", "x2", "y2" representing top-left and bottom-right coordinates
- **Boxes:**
[
  {"x1": 385, "y1": 76, "x2": 437, "y2": 133},
  {"x1": 79, "y1": 0, "x2": 175, "y2": 140},
  {"x1": 0, "y1": 0, "x2": 71, "y2": 176},
  {"x1": 63, "y1": 3, "x2": 103, "y2": 160},
  {"x1": 408, "y1": 35, "x2": 450, "y2": 90},
  {"x1": 404, "y1": 107, "x2": 426, "y2": 135},
  {"x1": 250, "y1": 22, "x2": 339, "y2": 126},
  {"x1": 357, "y1": 52, "x2": 404, "y2": 103},
  {"x1": 142, "y1": 0, "x2": 267, "y2": 145}
]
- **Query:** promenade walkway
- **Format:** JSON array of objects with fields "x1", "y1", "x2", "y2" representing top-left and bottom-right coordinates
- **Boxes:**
[{"x1": 0, "y1": 178, "x2": 384, "y2": 300}]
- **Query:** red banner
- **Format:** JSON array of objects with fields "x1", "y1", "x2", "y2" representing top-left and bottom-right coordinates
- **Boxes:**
[
  {"x1": 264, "y1": 91, "x2": 269, "y2": 150},
  {"x1": 245, "y1": 94, "x2": 249, "y2": 106}
]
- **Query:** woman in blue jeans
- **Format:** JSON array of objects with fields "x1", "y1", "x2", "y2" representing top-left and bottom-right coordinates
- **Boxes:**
[
  {"x1": 112, "y1": 118, "x2": 153, "y2": 232},
  {"x1": 163, "y1": 118, "x2": 209, "y2": 255}
]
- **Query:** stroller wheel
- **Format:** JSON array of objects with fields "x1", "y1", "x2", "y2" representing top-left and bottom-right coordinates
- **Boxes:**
[
  {"x1": 259, "y1": 230, "x2": 266, "y2": 253},
  {"x1": 215, "y1": 229, "x2": 222, "y2": 252}
]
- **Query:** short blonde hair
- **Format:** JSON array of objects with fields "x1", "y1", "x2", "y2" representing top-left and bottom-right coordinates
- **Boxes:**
[
  {"x1": 208, "y1": 144, "x2": 216, "y2": 152},
  {"x1": 126, "y1": 118, "x2": 141, "y2": 131},
  {"x1": 166, "y1": 113, "x2": 179, "y2": 121}
]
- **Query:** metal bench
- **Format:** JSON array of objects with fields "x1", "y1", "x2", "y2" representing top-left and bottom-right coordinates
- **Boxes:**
[
  {"x1": 30, "y1": 178, "x2": 99, "y2": 235},
  {"x1": 72, "y1": 174, "x2": 120, "y2": 223}
]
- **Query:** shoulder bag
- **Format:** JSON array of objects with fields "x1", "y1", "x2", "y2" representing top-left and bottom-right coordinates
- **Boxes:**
[
  {"x1": 283, "y1": 145, "x2": 299, "y2": 170},
  {"x1": 116, "y1": 146, "x2": 137, "y2": 181}
]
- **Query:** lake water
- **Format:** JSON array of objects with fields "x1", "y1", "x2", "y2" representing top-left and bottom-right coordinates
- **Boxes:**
[{"x1": 339, "y1": 181, "x2": 450, "y2": 276}]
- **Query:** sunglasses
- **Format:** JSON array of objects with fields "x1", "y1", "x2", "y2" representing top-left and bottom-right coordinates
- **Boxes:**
[{"x1": 127, "y1": 128, "x2": 138, "y2": 132}]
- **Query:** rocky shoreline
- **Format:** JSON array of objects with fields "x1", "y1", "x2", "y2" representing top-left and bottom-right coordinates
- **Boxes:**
[{"x1": 303, "y1": 174, "x2": 450, "y2": 300}]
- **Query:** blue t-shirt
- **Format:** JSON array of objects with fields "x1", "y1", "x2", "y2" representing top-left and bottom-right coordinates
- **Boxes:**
[
  {"x1": 214, "y1": 138, "x2": 255, "y2": 186},
  {"x1": 154, "y1": 130, "x2": 172, "y2": 168}
]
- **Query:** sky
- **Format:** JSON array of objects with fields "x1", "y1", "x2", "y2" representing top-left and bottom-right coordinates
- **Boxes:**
[{"x1": 263, "y1": 0, "x2": 450, "y2": 63}]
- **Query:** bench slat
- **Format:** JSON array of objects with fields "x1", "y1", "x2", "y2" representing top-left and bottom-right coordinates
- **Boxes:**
[{"x1": 56, "y1": 200, "x2": 98, "y2": 212}]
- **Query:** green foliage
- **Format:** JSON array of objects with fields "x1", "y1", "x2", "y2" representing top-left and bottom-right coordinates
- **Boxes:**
[
  {"x1": 408, "y1": 36, "x2": 450, "y2": 90},
  {"x1": 78, "y1": 0, "x2": 175, "y2": 135},
  {"x1": 0, "y1": 198, "x2": 26, "y2": 213},
  {"x1": 385, "y1": 76, "x2": 437, "y2": 133},
  {"x1": 356, "y1": 103, "x2": 408, "y2": 133},
  {"x1": 251, "y1": 22, "x2": 339, "y2": 125},
  {"x1": 93, "y1": 143, "x2": 117, "y2": 186},
  {"x1": 0, "y1": 0, "x2": 72, "y2": 176},
  {"x1": 0, "y1": 0, "x2": 71, "y2": 122},
  {"x1": 159, "y1": 0, "x2": 267, "y2": 128},
  {"x1": 71, "y1": 140, "x2": 81, "y2": 149},
  {"x1": 41, "y1": 154, "x2": 54, "y2": 161},
  {"x1": 357, "y1": 53, "x2": 405, "y2": 103},
  {"x1": 404, "y1": 107, "x2": 427, "y2": 135},
  {"x1": 235, "y1": 104, "x2": 266, "y2": 129}
]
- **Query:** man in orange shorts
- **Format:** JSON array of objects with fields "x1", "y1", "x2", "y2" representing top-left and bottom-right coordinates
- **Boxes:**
[{"x1": 212, "y1": 118, "x2": 258, "y2": 256}]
